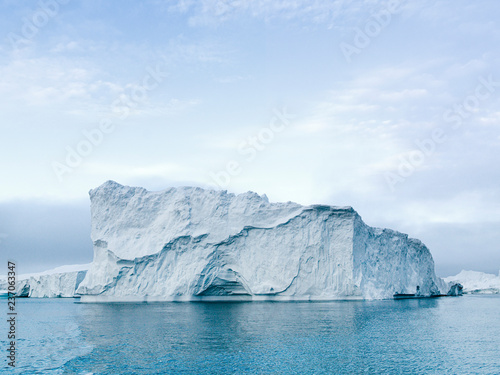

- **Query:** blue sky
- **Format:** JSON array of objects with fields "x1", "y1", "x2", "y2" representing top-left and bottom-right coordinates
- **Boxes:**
[{"x1": 1, "y1": 0, "x2": 499, "y2": 276}]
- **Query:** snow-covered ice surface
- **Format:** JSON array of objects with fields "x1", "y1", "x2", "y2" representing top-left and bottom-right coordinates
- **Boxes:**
[
  {"x1": 444, "y1": 270, "x2": 500, "y2": 294},
  {"x1": 77, "y1": 181, "x2": 456, "y2": 302},
  {"x1": 0, "y1": 264, "x2": 90, "y2": 298}
]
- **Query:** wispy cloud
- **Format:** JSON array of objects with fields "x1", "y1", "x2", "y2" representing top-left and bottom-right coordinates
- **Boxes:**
[
  {"x1": 166, "y1": 0, "x2": 392, "y2": 28},
  {"x1": 0, "y1": 55, "x2": 121, "y2": 111}
]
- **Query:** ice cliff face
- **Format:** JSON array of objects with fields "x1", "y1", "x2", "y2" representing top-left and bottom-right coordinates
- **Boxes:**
[
  {"x1": 444, "y1": 270, "x2": 500, "y2": 294},
  {"x1": 77, "y1": 181, "x2": 453, "y2": 302}
]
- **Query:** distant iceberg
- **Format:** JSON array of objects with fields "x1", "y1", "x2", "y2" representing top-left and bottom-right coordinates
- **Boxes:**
[
  {"x1": 72, "y1": 181, "x2": 459, "y2": 302},
  {"x1": 0, "y1": 264, "x2": 89, "y2": 298},
  {"x1": 444, "y1": 270, "x2": 500, "y2": 294}
]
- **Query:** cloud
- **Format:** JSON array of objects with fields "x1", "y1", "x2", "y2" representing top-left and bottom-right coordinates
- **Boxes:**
[
  {"x1": 216, "y1": 75, "x2": 252, "y2": 84},
  {"x1": 0, "y1": 55, "x2": 123, "y2": 111},
  {"x1": 397, "y1": 190, "x2": 500, "y2": 226},
  {"x1": 50, "y1": 40, "x2": 81, "y2": 53},
  {"x1": 82, "y1": 162, "x2": 185, "y2": 179},
  {"x1": 166, "y1": 0, "x2": 392, "y2": 28}
]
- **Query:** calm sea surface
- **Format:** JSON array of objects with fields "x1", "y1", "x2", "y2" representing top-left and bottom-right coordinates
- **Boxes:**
[{"x1": 1, "y1": 295, "x2": 499, "y2": 374}]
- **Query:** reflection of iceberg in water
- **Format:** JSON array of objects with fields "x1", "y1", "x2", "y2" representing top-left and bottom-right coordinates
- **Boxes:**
[
  {"x1": 13, "y1": 297, "x2": 499, "y2": 374},
  {"x1": 61, "y1": 298, "x2": 453, "y2": 373}
]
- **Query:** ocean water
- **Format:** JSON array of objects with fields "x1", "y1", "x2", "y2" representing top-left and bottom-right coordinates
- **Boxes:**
[{"x1": 2, "y1": 295, "x2": 499, "y2": 374}]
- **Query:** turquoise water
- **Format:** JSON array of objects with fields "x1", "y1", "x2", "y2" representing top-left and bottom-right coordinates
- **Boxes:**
[{"x1": 1, "y1": 295, "x2": 499, "y2": 374}]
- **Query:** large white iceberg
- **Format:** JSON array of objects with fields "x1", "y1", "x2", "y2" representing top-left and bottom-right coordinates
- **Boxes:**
[
  {"x1": 77, "y1": 181, "x2": 457, "y2": 302},
  {"x1": 0, "y1": 264, "x2": 90, "y2": 298},
  {"x1": 444, "y1": 270, "x2": 500, "y2": 294}
]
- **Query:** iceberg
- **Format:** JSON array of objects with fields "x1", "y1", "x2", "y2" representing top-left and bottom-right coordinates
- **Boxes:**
[
  {"x1": 444, "y1": 270, "x2": 500, "y2": 294},
  {"x1": 77, "y1": 181, "x2": 458, "y2": 302},
  {"x1": 0, "y1": 264, "x2": 90, "y2": 298}
]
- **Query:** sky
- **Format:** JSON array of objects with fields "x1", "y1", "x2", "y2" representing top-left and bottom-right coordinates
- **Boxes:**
[{"x1": 0, "y1": 0, "x2": 499, "y2": 276}]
